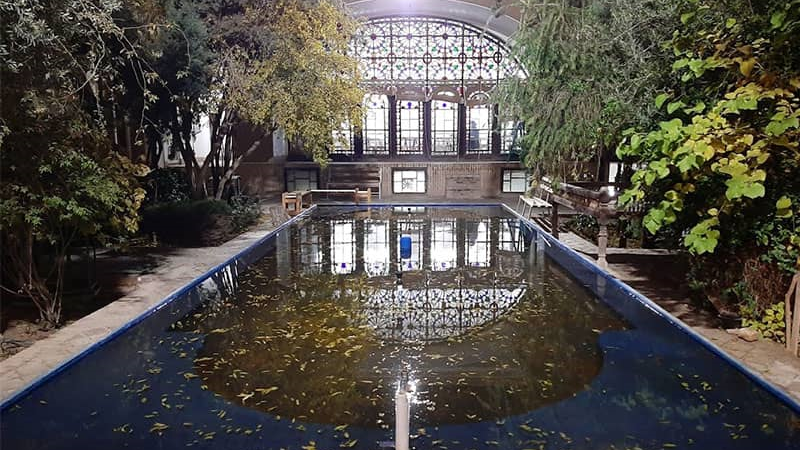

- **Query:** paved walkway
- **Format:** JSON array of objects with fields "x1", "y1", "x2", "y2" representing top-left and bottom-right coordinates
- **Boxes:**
[
  {"x1": 0, "y1": 204, "x2": 289, "y2": 401},
  {"x1": 561, "y1": 230, "x2": 800, "y2": 403}
]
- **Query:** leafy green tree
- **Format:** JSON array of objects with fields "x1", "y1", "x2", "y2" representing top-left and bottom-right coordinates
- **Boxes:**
[
  {"x1": 1, "y1": 0, "x2": 150, "y2": 327},
  {"x1": 140, "y1": 0, "x2": 363, "y2": 199},
  {"x1": 495, "y1": 0, "x2": 679, "y2": 181}
]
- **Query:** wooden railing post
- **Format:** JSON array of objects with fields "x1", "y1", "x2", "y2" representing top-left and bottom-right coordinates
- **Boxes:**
[
  {"x1": 786, "y1": 273, "x2": 800, "y2": 356},
  {"x1": 550, "y1": 203, "x2": 559, "y2": 239}
]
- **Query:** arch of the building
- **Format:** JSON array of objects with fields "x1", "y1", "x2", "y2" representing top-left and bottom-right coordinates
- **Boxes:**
[{"x1": 332, "y1": 15, "x2": 524, "y2": 159}]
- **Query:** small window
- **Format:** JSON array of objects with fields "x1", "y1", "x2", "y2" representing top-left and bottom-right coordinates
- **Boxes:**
[
  {"x1": 393, "y1": 169, "x2": 426, "y2": 194},
  {"x1": 502, "y1": 169, "x2": 528, "y2": 193},
  {"x1": 286, "y1": 169, "x2": 318, "y2": 191}
]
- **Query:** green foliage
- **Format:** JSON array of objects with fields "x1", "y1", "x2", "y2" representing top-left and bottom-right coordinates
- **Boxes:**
[
  {"x1": 495, "y1": 0, "x2": 680, "y2": 180},
  {"x1": 229, "y1": 196, "x2": 262, "y2": 232},
  {"x1": 742, "y1": 302, "x2": 786, "y2": 343},
  {"x1": 144, "y1": 169, "x2": 191, "y2": 205},
  {"x1": 618, "y1": 1, "x2": 800, "y2": 261},
  {"x1": 1, "y1": 0, "x2": 151, "y2": 327}
]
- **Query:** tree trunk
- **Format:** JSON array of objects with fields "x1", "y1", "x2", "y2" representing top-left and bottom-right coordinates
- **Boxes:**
[{"x1": 215, "y1": 130, "x2": 268, "y2": 200}]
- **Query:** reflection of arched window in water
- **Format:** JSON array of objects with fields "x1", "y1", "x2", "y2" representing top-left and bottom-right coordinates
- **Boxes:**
[
  {"x1": 430, "y1": 220, "x2": 457, "y2": 271},
  {"x1": 364, "y1": 220, "x2": 390, "y2": 276},
  {"x1": 331, "y1": 220, "x2": 355, "y2": 274},
  {"x1": 396, "y1": 219, "x2": 424, "y2": 271},
  {"x1": 297, "y1": 222, "x2": 324, "y2": 273},
  {"x1": 363, "y1": 286, "x2": 527, "y2": 342},
  {"x1": 466, "y1": 220, "x2": 490, "y2": 267}
]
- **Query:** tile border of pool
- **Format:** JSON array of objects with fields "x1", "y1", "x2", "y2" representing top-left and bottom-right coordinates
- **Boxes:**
[
  {"x1": 0, "y1": 205, "x2": 319, "y2": 410},
  {"x1": 501, "y1": 203, "x2": 800, "y2": 414},
  {"x1": 2, "y1": 202, "x2": 798, "y2": 416}
]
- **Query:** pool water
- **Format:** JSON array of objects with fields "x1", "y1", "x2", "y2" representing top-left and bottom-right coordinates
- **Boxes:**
[{"x1": 2, "y1": 206, "x2": 799, "y2": 450}]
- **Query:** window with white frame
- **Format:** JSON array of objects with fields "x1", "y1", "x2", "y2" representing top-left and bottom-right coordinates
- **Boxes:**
[
  {"x1": 286, "y1": 169, "x2": 318, "y2": 191},
  {"x1": 398, "y1": 100, "x2": 422, "y2": 154},
  {"x1": 432, "y1": 101, "x2": 458, "y2": 155},
  {"x1": 501, "y1": 169, "x2": 528, "y2": 193},
  {"x1": 363, "y1": 94, "x2": 389, "y2": 155},
  {"x1": 393, "y1": 169, "x2": 426, "y2": 193},
  {"x1": 467, "y1": 104, "x2": 492, "y2": 154}
]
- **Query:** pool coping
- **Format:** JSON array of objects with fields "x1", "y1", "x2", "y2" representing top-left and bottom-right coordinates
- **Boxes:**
[{"x1": 2, "y1": 202, "x2": 798, "y2": 416}]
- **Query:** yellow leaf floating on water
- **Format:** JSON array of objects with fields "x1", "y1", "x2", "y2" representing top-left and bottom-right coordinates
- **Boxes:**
[
  {"x1": 255, "y1": 387, "x2": 279, "y2": 395},
  {"x1": 149, "y1": 423, "x2": 169, "y2": 434},
  {"x1": 237, "y1": 392, "x2": 255, "y2": 404},
  {"x1": 302, "y1": 442, "x2": 317, "y2": 450},
  {"x1": 340, "y1": 439, "x2": 358, "y2": 448}
]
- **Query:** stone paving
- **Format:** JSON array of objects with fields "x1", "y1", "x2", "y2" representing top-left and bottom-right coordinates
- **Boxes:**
[{"x1": 561, "y1": 230, "x2": 800, "y2": 403}]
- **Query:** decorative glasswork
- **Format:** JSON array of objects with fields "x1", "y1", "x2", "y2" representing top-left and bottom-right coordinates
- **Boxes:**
[{"x1": 353, "y1": 17, "x2": 519, "y2": 89}]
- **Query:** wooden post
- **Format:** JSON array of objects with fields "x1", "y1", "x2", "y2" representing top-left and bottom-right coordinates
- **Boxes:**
[
  {"x1": 787, "y1": 273, "x2": 800, "y2": 356},
  {"x1": 550, "y1": 203, "x2": 559, "y2": 239}
]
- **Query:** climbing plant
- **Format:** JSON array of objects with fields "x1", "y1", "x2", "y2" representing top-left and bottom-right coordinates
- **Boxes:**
[{"x1": 617, "y1": 1, "x2": 800, "y2": 258}]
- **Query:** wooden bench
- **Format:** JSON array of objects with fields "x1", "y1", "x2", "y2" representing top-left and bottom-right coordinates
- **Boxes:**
[{"x1": 516, "y1": 195, "x2": 551, "y2": 219}]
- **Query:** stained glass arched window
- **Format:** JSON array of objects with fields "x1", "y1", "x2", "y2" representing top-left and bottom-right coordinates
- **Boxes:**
[{"x1": 352, "y1": 17, "x2": 520, "y2": 90}]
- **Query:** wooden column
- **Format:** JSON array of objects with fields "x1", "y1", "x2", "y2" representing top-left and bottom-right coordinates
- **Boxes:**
[
  {"x1": 457, "y1": 102, "x2": 467, "y2": 157},
  {"x1": 353, "y1": 126, "x2": 364, "y2": 158},
  {"x1": 389, "y1": 95, "x2": 398, "y2": 157},
  {"x1": 491, "y1": 104, "x2": 501, "y2": 155},
  {"x1": 423, "y1": 100, "x2": 432, "y2": 158}
]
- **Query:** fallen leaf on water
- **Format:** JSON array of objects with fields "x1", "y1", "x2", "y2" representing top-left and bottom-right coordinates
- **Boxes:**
[{"x1": 149, "y1": 423, "x2": 169, "y2": 434}]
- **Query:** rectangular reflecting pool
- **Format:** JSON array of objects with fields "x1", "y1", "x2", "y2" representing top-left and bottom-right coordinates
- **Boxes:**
[{"x1": 2, "y1": 205, "x2": 799, "y2": 450}]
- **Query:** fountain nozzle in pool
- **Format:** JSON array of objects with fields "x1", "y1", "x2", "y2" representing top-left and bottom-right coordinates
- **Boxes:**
[{"x1": 395, "y1": 370, "x2": 411, "y2": 450}]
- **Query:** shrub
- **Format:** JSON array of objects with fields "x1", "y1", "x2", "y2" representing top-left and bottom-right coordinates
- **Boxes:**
[
  {"x1": 229, "y1": 196, "x2": 262, "y2": 232},
  {"x1": 143, "y1": 168, "x2": 190, "y2": 205},
  {"x1": 141, "y1": 199, "x2": 233, "y2": 247}
]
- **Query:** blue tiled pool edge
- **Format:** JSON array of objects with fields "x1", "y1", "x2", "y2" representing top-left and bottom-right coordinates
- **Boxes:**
[
  {"x1": 500, "y1": 203, "x2": 800, "y2": 415},
  {"x1": 0, "y1": 205, "x2": 319, "y2": 410},
  {"x1": 2, "y1": 202, "x2": 798, "y2": 417}
]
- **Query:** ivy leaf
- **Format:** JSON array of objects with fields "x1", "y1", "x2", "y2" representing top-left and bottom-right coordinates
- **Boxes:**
[
  {"x1": 765, "y1": 112, "x2": 799, "y2": 136},
  {"x1": 655, "y1": 93, "x2": 670, "y2": 109},
  {"x1": 667, "y1": 101, "x2": 686, "y2": 114},
  {"x1": 683, "y1": 102, "x2": 706, "y2": 115},
  {"x1": 680, "y1": 12, "x2": 695, "y2": 24},
  {"x1": 725, "y1": 177, "x2": 765, "y2": 200},
  {"x1": 776, "y1": 196, "x2": 793, "y2": 218},
  {"x1": 771, "y1": 11, "x2": 787, "y2": 30}
]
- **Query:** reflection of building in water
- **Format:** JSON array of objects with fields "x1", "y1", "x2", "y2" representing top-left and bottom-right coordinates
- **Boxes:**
[
  {"x1": 290, "y1": 215, "x2": 527, "y2": 277},
  {"x1": 289, "y1": 213, "x2": 530, "y2": 341},
  {"x1": 363, "y1": 285, "x2": 527, "y2": 342}
]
